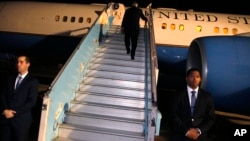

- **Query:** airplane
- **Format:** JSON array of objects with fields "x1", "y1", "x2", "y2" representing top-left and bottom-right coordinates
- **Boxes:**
[
  {"x1": 0, "y1": 1, "x2": 250, "y2": 125},
  {"x1": 0, "y1": 1, "x2": 123, "y2": 81},
  {"x1": 150, "y1": 8, "x2": 250, "y2": 125}
]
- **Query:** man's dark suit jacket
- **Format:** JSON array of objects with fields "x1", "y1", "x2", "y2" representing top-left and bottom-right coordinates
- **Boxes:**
[
  {"x1": 0, "y1": 73, "x2": 38, "y2": 126},
  {"x1": 121, "y1": 6, "x2": 147, "y2": 30},
  {"x1": 172, "y1": 88, "x2": 216, "y2": 140}
]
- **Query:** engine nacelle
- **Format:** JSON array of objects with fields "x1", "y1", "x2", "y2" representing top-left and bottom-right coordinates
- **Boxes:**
[{"x1": 187, "y1": 36, "x2": 250, "y2": 116}]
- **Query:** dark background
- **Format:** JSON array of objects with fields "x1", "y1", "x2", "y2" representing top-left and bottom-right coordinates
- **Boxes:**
[{"x1": 2, "y1": 0, "x2": 250, "y2": 15}]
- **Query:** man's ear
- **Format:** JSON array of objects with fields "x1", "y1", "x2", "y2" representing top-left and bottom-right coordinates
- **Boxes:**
[{"x1": 27, "y1": 62, "x2": 30, "y2": 68}]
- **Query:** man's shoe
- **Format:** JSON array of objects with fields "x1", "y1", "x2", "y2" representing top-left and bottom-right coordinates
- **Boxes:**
[{"x1": 131, "y1": 56, "x2": 134, "y2": 60}]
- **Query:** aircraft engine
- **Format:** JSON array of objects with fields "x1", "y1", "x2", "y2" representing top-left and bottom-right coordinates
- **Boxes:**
[{"x1": 186, "y1": 36, "x2": 250, "y2": 116}]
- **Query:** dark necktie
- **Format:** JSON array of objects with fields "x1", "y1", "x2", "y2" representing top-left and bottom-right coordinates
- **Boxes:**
[
  {"x1": 16, "y1": 76, "x2": 23, "y2": 89},
  {"x1": 191, "y1": 91, "x2": 196, "y2": 115}
]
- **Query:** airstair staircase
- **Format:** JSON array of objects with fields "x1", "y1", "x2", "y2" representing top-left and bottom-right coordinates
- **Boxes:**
[
  {"x1": 53, "y1": 25, "x2": 153, "y2": 141},
  {"x1": 38, "y1": 3, "x2": 158, "y2": 141}
]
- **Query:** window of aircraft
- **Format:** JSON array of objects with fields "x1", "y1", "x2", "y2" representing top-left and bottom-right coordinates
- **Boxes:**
[
  {"x1": 196, "y1": 26, "x2": 202, "y2": 32},
  {"x1": 214, "y1": 27, "x2": 220, "y2": 33},
  {"x1": 63, "y1": 16, "x2": 68, "y2": 22},
  {"x1": 87, "y1": 17, "x2": 91, "y2": 23},
  {"x1": 71, "y1": 17, "x2": 75, "y2": 23},
  {"x1": 179, "y1": 24, "x2": 184, "y2": 31},
  {"x1": 55, "y1": 15, "x2": 60, "y2": 22},
  {"x1": 79, "y1": 17, "x2": 84, "y2": 23},
  {"x1": 223, "y1": 28, "x2": 228, "y2": 34},
  {"x1": 170, "y1": 24, "x2": 175, "y2": 30},
  {"x1": 162, "y1": 23, "x2": 167, "y2": 29},
  {"x1": 232, "y1": 28, "x2": 238, "y2": 34}
]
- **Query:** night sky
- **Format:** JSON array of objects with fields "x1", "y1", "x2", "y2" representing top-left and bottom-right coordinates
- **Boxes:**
[{"x1": 4, "y1": 0, "x2": 250, "y2": 15}]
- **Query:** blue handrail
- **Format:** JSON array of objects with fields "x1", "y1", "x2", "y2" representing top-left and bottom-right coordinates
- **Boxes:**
[
  {"x1": 144, "y1": 17, "x2": 149, "y2": 141},
  {"x1": 144, "y1": 4, "x2": 158, "y2": 141},
  {"x1": 40, "y1": 3, "x2": 115, "y2": 141}
]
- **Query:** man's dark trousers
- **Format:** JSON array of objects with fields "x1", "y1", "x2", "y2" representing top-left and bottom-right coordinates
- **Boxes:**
[
  {"x1": 124, "y1": 28, "x2": 139, "y2": 59},
  {"x1": 0, "y1": 120, "x2": 30, "y2": 141}
]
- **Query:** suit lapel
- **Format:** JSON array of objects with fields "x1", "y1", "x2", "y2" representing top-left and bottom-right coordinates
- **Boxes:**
[
  {"x1": 193, "y1": 89, "x2": 202, "y2": 116},
  {"x1": 11, "y1": 74, "x2": 17, "y2": 91},
  {"x1": 184, "y1": 89, "x2": 192, "y2": 116},
  {"x1": 15, "y1": 73, "x2": 29, "y2": 90}
]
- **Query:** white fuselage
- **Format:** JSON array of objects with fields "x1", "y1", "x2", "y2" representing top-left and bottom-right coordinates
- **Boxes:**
[
  {"x1": 0, "y1": 1, "x2": 105, "y2": 36},
  {"x1": 150, "y1": 9, "x2": 250, "y2": 47},
  {"x1": 0, "y1": 1, "x2": 250, "y2": 47}
]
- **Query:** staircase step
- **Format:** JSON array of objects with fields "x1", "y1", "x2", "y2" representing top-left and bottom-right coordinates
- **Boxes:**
[
  {"x1": 93, "y1": 52, "x2": 145, "y2": 62},
  {"x1": 89, "y1": 63, "x2": 146, "y2": 75},
  {"x1": 78, "y1": 85, "x2": 147, "y2": 99},
  {"x1": 97, "y1": 47, "x2": 128, "y2": 54},
  {"x1": 108, "y1": 29, "x2": 144, "y2": 34},
  {"x1": 104, "y1": 34, "x2": 144, "y2": 42},
  {"x1": 91, "y1": 57, "x2": 151, "y2": 68},
  {"x1": 82, "y1": 77, "x2": 145, "y2": 90},
  {"x1": 70, "y1": 102, "x2": 145, "y2": 121},
  {"x1": 64, "y1": 113, "x2": 144, "y2": 134},
  {"x1": 99, "y1": 44, "x2": 146, "y2": 52},
  {"x1": 74, "y1": 92, "x2": 151, "y2": 109},
  {"x1": 107, "y1": 28, "x2": 144, "y2": 33},
  {"x1": 91, "y1": 56, "x2": 150, "y2": 66},
  {"x1": 96, "y1": 47, "x2": 146, "y2": 56},
  {"x1": 108, "y1": 25, "x2": 144, "y2": 30},
  {"x1": 97, "y1": 46, "x2": 146, "y2": 54},
  {"x1": 108, "y1": 27, "x2": 144, "y2": 32},
  {"x1": 85, "y1": 70, "x2": 145, "y2": 82},
  {"x1": 107, "y1": 32, "x2": 144, "y2": 36},
  {"x1": 57, "y1": 124, "x2": 144, "y2": 141},
  {"x1": 54, "y1": 25, "x2": 151, "y2": 141},
  {"x1": 103, "y1": 35, "x2": 145, "y2": 42}
]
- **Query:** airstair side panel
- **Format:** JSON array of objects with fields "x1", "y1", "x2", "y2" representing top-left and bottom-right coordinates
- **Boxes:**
[
  {"x1": 54, "y1": 25, "x2": 152, "y2": 141},
  {"x1": 38, "y1": 3, "x2": 158, "y2": 141}
]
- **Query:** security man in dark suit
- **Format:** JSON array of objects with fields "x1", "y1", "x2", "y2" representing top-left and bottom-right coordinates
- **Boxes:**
[
  {"x1": 171, "y1": 68, "x2": 216, "y2": 141},
  {"x1": 121, "y1": 1, "x2": 147, "y2": 60},
  {"x1": 0, "y1": 55, "x2": 39, "y2": 141}
]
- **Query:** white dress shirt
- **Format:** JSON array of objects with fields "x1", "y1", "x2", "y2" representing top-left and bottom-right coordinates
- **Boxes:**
[
  {"x1": 186, "y1": 85, "x2": 202, "y2": 135},
  {"x1": 187, "y1": 86, "x2": 199, "y2": 106},
  {"x1": 15, "y1": 72, "x2": 28, "y2": 89}
]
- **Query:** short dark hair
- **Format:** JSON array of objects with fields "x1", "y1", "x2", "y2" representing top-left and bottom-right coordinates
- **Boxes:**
[
  {"x1": 186, "y1": 68, "x2": 201, "y2": 77},
  {"x1": 17, "y1": 55, "x2": 30, "y2": 63},
  {"x1": 132, "y1": 1, "x2": 138, "y2": 6}
]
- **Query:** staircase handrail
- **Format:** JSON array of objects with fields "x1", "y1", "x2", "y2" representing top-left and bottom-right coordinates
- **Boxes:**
[
  {"x1": 148, "y1": 5, "x2": 158, "y2": 106},
  {"x1": 44, "y1": 4, "x2": 111, "y2": 97},
  {"x1": 143, "y1": 4, "x2": 159, "y2": 141},
  {"x1": 38, "y1": 3, "x2": 115, "y2": 141}
]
